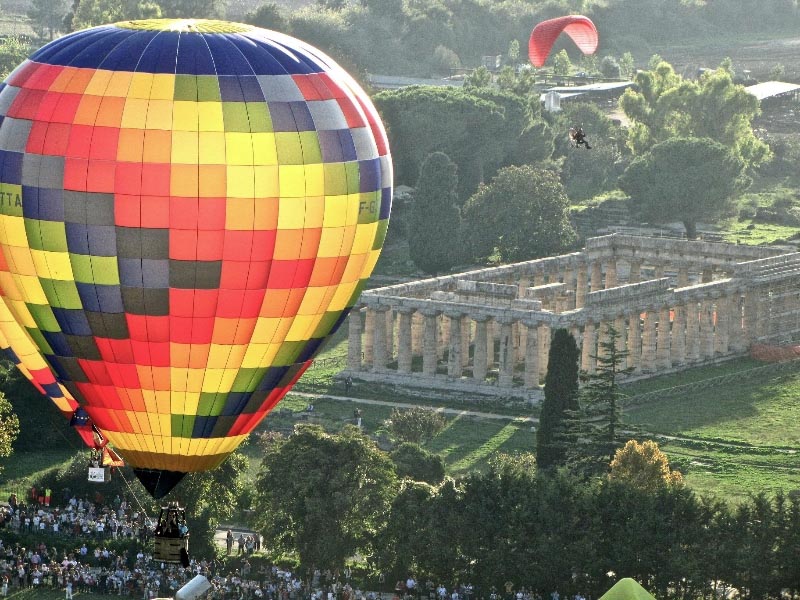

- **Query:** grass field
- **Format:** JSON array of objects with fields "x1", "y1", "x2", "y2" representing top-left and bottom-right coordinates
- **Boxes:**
[{"x1": 622, "y1": 362, "x2": 800, "y2": 502}]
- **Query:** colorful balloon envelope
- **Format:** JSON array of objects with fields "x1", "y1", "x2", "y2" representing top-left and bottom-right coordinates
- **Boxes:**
[
  {"x1": 528, "y1": 15, "x2": 599, "y2": 68},
  {"x1": 0, "y1": 19, "x2": 392, "y2": 497}
]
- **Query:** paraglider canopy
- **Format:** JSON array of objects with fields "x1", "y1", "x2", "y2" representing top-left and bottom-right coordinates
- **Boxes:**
[{"x1": 528, "y1": 15, "x2": 598, "y2": 68}]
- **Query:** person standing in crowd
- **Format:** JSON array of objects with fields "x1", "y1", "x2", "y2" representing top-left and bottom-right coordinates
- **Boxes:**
[{"x1": 226, "y1": 529, "x2": 234, "y2": 555}]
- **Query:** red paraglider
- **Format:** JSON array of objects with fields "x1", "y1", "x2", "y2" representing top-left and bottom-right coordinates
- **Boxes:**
[{"x1": 528, "y1": 15, "x2": 599, "y2": 68}]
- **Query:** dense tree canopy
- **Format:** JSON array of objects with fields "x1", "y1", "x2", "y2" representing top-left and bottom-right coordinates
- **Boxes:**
[
  {"x1": 409, "y1": 152, "x2": 463, "y2": 275},
  {"x1": 253, "y1": 425, "x2": 397, "y2": 569},
  {"x1": 619, "y1": 136, "x2": 747, "y2": 238},
  {"x1": 0, "y1": 37, "x2": 33, "y2": 80},
  {"x1": 463, "y1": 165, "x2": 577, "y2": 263},
  {"x1": 374, "y1": 86, "x2": 512, "y2": 200},
  {"x1": 0, "y1": 391, "x2": 19, "y2": 476},
  {"x1": 28, "y1": 0, "x2": 69, "y2": 40},
  {"x1": 620, "y1": 62, "x2": 770, "y2": 169}
]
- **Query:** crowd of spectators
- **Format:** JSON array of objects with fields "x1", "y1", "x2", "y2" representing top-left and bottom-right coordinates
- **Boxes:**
[
  {"x1": 0, "y1": 490, "x2": 589, "y2": 600},
  {"x1": 0, "y1": 489, "x2": 376, "y2": 599}
]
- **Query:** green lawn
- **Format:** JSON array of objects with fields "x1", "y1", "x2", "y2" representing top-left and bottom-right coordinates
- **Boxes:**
[
  {"x1": 0, "y1": 448, "x2": 75, "y2": 499},
  {"x1": 622, "y1": 366, "x2": 800, "y2": 502}
]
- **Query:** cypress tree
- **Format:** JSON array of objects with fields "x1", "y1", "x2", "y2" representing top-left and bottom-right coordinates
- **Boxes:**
[
  {"x1": 409, "y1": 152, "x2": 463, "y2": 275},
  {"x1": 536, "y1": 328, "x2": 580, "y2": 471}
]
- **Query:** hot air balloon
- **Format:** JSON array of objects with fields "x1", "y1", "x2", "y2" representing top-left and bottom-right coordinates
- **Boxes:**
[
  {"x1": 0, "y1": 19, "x2": 392, "y2": 499},
  {"x1": 528, "y1": 15, "x2": 599, "y2": 68}
]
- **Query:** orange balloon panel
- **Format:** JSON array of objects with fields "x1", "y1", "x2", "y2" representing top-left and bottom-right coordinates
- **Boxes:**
[{"x1": 0, "y1": 19, "x2": 392, "y2": 497}]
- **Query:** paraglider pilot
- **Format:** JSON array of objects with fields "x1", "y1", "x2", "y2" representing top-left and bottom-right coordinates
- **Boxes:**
[{"x1": 569, "y1": 127, "x2": 592, "y2": 149}]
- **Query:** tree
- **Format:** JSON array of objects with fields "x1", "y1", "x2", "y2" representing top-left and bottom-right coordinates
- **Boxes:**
[
  {"x1": 0, "y1": 37, "x2": 32, "y2": 80},
  {"x1": 373, "y1": 86, "x2": 510, "y2": 199},
  {"x1": 600, "y1": 55, "x2": 620, "y2": 78},
  {"x1": 244, "y1": 2, "x2": 289, "y2": 32},
  {"x1": 537, "y1": 329, "x2": 580, "y2": 471},
  {"x1": 384, "y1": 406, "x2": 447, "y2": 445},
  {"x1": 462, "y1": 165, "x2": 577, "y2": 263},
  {"x1": 619, "y1": 60, "x2": 770, "y2": 169},
  {"x1": 0, "y1": 392, "x2": 19, "y2": 476},
  {"x1": 373, "y1": 479, "x2": 439, "y2": 579},
  {"x1": 390, "y1": 442, "x2": 445, "y2": 484},
  {"x1": 28, "y1": 0, "x2": 68, "y2": 41},
  {"x1": 160, "y1": 0, "x2": 226, "y2": 18},
  {"x1": 619, "y1": 136, "x2": 746, "y2": 239},
  {"x1": 581, "y1": 322, "x2": 632, "y2": 468},
  {"x1": 169, "y1": 449, "x2": 248, "y2": 557},
  {"x1": 409, "y1": 152, "x2": 463, "y2": 274},
  {"x1": 552, "y1": 49, "x2": 572, "y2": 76},
  {"x1": 463, "y1": 66, "x2": 492, "y2": 89},
  {"x1": 608, "y1": 439, "x2": 683, "y2": 492},
  {"x1": 618, "y1": 52, "x2": 635, "y2": 80},
  {"x1": 253, "y1": 425, "x2": 397, "y2": 568},
  {"x1": 68, "y1": 0, "x2": 161, "y2": 31}
]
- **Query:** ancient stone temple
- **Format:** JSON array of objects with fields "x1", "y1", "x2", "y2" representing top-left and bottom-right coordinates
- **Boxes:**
[{"x1": 342, "y1": 235, "x2": 800, "y2": 400}]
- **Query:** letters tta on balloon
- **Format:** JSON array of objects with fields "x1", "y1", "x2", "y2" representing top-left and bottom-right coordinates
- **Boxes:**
[
  {"x1": 528, "y1": 15, "x2": 599, "y2": 68},
  {"x1": 0, "y1": 19, "x2": 392, "y2": 498}
]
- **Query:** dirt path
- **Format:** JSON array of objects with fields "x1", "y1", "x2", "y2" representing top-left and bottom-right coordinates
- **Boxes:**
[{"x1": 287, "y1": 391, "x2": 538, "y2": 423}]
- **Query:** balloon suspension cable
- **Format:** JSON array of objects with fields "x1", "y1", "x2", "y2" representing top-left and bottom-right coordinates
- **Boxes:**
[{"x1": 117, "y1": 467, "x2": 153, "y2": 523}]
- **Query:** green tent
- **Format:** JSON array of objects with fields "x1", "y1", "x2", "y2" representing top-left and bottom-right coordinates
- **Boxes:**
[{"x1": 599, "y1": 579, "x2": 656, "y2": 600}]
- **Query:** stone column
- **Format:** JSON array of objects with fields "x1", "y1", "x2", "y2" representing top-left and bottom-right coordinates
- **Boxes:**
[
  {"x1": 438, "y1": 314, "x2": 449, "y2": 360},
  {"x1": 575, "y1": 264, "x2": 589, "y2": 309},
  {"x1": 581, "y1": 321, "x2": 596, "y2": 374},
  {"x1": 422, "y1": 310, "x2": 439, "y2": 376},
  {"x1": 685, "y1": 300, "x2": 700, "y2": 363},
  {"x1": 385, "y1": 308, "x2": 395, "y2": 363},
  {"x1": 629, "y1": 259, "x2": 642, "y2": 284},
  {"x1": 729, "y1": 293, "x2": 746, "y2": 353},
  {"x1": 699, "y1": 298, "x2": 715, "y2": 359},
  {"x1": 742, "y1": 289, "x2": 757, "y2": 345},
  {"x1": 605, "y1": 258, "x2": 618, "y2": 289},
  {"x1": 524, "y1": 322, "x2": 540, "y2": 388},
  {"x1": 473, "y1": 317, "x2": 489, "y2": 382},
  {"x1": 590, "y1": 260, "x2": 603, "y2": 292},
  {"x1": 627, "y1": 310, "x2": 641, "y2": 372},
  {"x1": 714, "y1": 296, "x2": 729, "y2": 355},
  {"x1": 701, "y1": 267, "x2": 714, "y2": 283},
  {"x1": 486, "y1": 319, "x2": 496, "y2": 371},
  {"x1": 411, "y1": 312, "x2": 424, "y2": 355},
  {"x1": 461, "y1": 316, "x2": 471, "y2": 367},
  {"x1": 596, "y1": 319, "x2": 610, "y2": 361},
  {"x1": 347, "y1": 309, "x2": 363, "y2": 370},
  {"x1": 498, "y1": 320, "x2": 514, "y2": 387},
  {"x1": 671, "y1": 304, "x2": 686, "y2": 366},
  {"x1": 372, "y1": 306, "x2": 389, "y2": 371},
  {"x1": 656, "y1": 306, "x2": 672, "y2": 370},
  {"x1": 641, "y1": 309, "x2": 657, "y2": 372},
  {"x1": 447, "y1": 313, "x2": 463, "y2": 378},
  {"x1": 363, "y1": 308, "x2": 375, "y2": 365},
  {"x1": 677, "y1": 266, "x2": 690, "y2": 288},
  {"x1": 614, "y1": 314, "x2": 627, "y2": 356},
  {"x1": 537, "y1": 323, "x2": 550, "y2": 381},
  {"x1": 654, "y1": 264, "x2": 665, "y2": 280},
  {"x1": 534, "y1": 271, "x2": 545, "y2": 288},
  {"x1": 396, "y1": 308, "x2": 414, "y2": 374}
]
